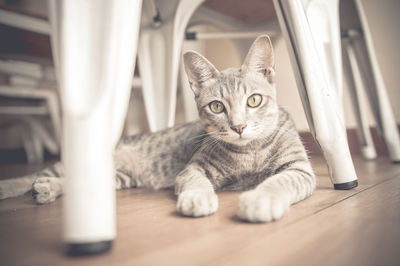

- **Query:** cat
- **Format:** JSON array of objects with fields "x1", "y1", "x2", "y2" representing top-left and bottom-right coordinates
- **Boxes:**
[{"x1": 0, "y1": 35, "x2": 315, "y2": 223}]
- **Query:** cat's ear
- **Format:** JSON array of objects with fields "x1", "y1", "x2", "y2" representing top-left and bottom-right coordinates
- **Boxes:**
[
  {"x1": 183, "y1": 51, "x2": 219, "y2": 96},
  {"x1": 241, "y1": 35, "x2": 275, "y2": 83}
]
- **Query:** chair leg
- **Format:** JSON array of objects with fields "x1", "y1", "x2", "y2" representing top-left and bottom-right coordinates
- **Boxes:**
[
  {"x1": 342, "y1": 35, "x2": 376, "y2": 160},
  {"x1": 273, "y1": 0, "x2": 358, "y2": 189},
  {"x1": 353, "y1": 0, "x2": 400, "y2": 162},
  {"x1": 138, "y1": 0, "x2": 205, "y2": 131},
  {"x1": 51, "y1": 0, "x2": 142, "y2": 255},
  {"x1": 138, "y1": 26, "x2": 169, "y2": 131}
]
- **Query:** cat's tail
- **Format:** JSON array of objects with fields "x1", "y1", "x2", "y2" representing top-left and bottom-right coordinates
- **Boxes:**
[{"x1": 0, "y1": 162, "x2": 63, "y2": 200}]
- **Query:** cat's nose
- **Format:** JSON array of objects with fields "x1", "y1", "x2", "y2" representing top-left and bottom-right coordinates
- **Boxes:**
[{"x1": 230, "y1": 124, "x2": 247, "y2": 135}]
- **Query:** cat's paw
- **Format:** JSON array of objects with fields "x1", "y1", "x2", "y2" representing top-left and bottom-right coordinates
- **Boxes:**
[
  {"x1": 32, "y1": 177, "x2": 63, "y2": 204},
  {"x1": 177, "y1": 189, "x2": 218, "y2": 217},
  {"x1": 237, "y1": 189, "x2": 290, "y2": 223}
]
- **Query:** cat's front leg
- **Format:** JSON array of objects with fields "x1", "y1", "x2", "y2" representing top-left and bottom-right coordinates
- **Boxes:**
[
  {"x1": 237, "y1": 162, "x2": 315, "y2": 223},
  {"x1": 175, "y1": 166, "x2": 218, "y2": 217}
]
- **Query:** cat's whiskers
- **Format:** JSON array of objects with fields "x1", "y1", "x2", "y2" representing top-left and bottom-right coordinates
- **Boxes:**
[{"x1": 190, "y1": 130, "x2": 220, "y2": 155}]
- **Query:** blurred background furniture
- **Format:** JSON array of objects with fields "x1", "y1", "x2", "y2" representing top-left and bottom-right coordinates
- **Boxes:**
[
  {"x1": 0, "y1": 85, "x2": 60, "y2": 163},
  {"x1": 0, "y1": 4, "x2": 60, "y2": 163}
]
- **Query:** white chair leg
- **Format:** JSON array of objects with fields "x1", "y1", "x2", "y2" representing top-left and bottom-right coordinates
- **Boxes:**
[
  {"x1": 342, "y1": 34, "x2": 376, "y2": 160},
  {"x1": 353, "y1": 0, "x2": 400, "y2": 162},
  {"x1": 273, "y1": 0, "x2": 358, "y2": 189},
  {"x1": 138, "y1": 0, "x2": 205, "y2": 131},
  {"x1": 50, "y1": 0, "x2": 142, "y2": 255}
]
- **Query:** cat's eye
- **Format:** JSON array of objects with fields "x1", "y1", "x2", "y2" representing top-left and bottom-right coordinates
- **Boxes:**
[
  {"x1": 209, "y1": 101, "x2": 225, "y2": 113},
  {"x1": 247, "y1": 94, "x2": 262, "y2": 108}
]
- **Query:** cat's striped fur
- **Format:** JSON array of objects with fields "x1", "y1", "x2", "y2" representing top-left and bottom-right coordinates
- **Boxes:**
[{"x1": 0, "y1": 35, "x2": 315, "y2": 222}]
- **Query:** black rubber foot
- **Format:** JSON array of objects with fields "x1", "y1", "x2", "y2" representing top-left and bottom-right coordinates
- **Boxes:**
[
  {"x1": 392, "y1": 160, "x2": 400, "y2": 164},
  {"x1": 66, "y1": 240, "x2": 112, "y2": 256},
  {"x1": 334, "y1": 180, "x2": 358, "y2": 190}
]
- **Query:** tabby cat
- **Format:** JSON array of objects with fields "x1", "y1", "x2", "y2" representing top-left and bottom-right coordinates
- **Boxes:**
[{"x1": 0, "y1": 35, "x2": 315, "y2": 223}]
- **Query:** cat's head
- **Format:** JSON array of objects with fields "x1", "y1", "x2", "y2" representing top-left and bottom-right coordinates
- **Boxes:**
[{"x1": 183, "y1": 35, "x2": 278, "y2": 145}]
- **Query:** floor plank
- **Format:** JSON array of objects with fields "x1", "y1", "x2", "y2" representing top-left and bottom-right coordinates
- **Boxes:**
[
  {"x1": 214, "y1": 175, "x2": 400, "y2": 266},
  {"x1": 0, "y1": 155, "x2": 399, "y2": 265}
]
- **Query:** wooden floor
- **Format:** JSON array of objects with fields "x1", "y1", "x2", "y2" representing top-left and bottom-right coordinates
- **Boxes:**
[{"x1": 0, "y1": 155, "x2": 399, "y2": 266}]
